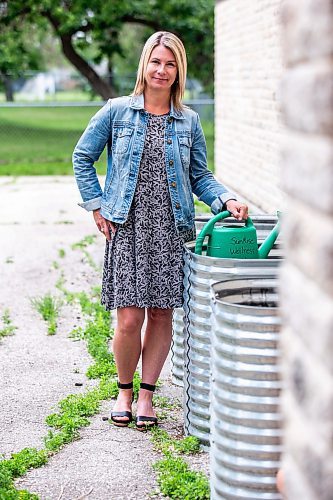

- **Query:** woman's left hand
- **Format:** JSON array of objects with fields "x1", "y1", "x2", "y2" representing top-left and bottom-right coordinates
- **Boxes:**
[{"x1": 225, "y1": 200, "x2": 249, "y2": 221}]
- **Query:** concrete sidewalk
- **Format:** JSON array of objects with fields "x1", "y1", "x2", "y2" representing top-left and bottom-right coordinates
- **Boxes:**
[{"x1": 0, "y1": 176, "x2": 209, "y2": 499}]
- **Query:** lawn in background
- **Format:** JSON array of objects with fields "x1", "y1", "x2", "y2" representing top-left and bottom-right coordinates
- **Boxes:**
[
  {"x1": 0, "y1": 106, "x2": 103, "y2": 175},
  {"x1": 0, "y1": 106, "x2": 214, "y2": 176}
]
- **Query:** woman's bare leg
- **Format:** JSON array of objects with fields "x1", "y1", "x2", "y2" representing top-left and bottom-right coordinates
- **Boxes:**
[
  {"x1": 112, "y1": 306, "x2": 145, "y2": 420},
  {"x1": 137, "y1": 308, "x2": 173, "y2": 419}
]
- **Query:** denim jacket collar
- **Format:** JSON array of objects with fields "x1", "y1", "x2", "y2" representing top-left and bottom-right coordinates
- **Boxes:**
[{"x1": 129, "y1": 93, "x2": 185, "y2": 120}]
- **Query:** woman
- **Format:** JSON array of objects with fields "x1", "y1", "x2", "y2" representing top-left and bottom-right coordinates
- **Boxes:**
[{"x1": 73, "y1": 31, "x2": 248, "y2": 430}]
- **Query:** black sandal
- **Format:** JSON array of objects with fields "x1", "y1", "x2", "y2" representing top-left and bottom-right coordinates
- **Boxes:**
[
  {"x1": 111, "y1": 381, "x2": 133, "y2": 427},
  {"x1": 135, "y1": 382, "x2": 158, "y2": 431}
]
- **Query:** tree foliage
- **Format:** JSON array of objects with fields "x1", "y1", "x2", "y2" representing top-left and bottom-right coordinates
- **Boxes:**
[
  {"x1": 0, "y1": 0, "x2": 214, "y2": 99},
  {"x1": 0, "y1": 19, "x2": 45, "y2": 100}
]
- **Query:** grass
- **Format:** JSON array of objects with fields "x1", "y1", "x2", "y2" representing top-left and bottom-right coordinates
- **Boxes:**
[
  {"x1": 71, "y1": 234, "x2": 96, "y2": 250},
  {"x1": 31, "y1": 293, "x2": 61, "y2": 335},
  {"x1": 0, "y1": 448, "x2": 46, "y2": 499},
  {"x1": 194, "y1": 197, "x2": 211, "y2": 214},
  {"x1": 0, "y1": 106, "x2": 106, "y2": 176},
  {"x1": 151, "y1": 428, "x2": 209, "y2": 499},
  {"x1": 0, "y1": 309, "x2": 17, "y2": 339},
  {"x1": 71, "y1": 234, "x2": 100, "y2": 271},
  {"x1": 153, "y1": 456, "x2": 209, "y2": 499},
  {"x1": 151, "y1": 428, "x2": 200, "y2": 456},
  {"x1": 0, "y1": 106, "x2": 214, "y2": 175},
  {"x1": 0, "y1": 90, "x2": 97, "y2": 104}
]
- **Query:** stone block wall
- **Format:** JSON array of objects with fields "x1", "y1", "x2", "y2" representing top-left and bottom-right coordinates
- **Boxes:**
[
  {"x1": 215, "y1": 0, "x2": 284, "y2": 212},
  {"x1": 280, "y1": 0, "x2": 333, "y2": 498}
]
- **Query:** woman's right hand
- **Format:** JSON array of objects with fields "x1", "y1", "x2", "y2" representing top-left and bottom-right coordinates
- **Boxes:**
[{"x1": 93, "y1": 209, "x2": 116, "y2": 241}]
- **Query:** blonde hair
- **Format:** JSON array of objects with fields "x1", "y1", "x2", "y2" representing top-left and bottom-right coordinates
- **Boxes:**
[{"x1": 132, "y1": 31, "x2": 187, "y2": 110}]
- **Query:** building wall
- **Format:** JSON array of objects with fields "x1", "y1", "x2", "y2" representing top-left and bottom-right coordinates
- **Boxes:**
[
  {"x1": 280, "y1": 0, "x2": 333, "y2": 498},
  {"x1": 215, "y1": 0, "x2": 284, "y2": 212},
  {"x1": 215, "y1": 2, "x2": 333, "y2": 498}
]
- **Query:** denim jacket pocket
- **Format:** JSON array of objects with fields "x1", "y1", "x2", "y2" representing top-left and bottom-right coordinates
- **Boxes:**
[
  {"x1": 178, "y1": 135, "x2": 191, "y2": 167},
  {"x1": 113, "y1": 127, "x2": 133, "y2": 155}
]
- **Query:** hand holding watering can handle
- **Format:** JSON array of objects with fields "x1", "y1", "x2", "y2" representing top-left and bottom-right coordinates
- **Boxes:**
[{"x1": 194, "y1": 211, "x2": 254, "y2": 255}]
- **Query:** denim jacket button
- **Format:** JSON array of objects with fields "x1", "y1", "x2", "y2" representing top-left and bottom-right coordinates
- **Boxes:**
[
  {"x1": 169, "y1": 160, "x2": 174, "y2": 166},
  {"x1": 171, "y1": 181, "x2": 176, "y2": 188},
  {"x1": 167, "y1": 117, "x2": 172, "y2": 123},
  {"x1": 175, "y1": 203, "x2": 180, "y2": 209},
  {"x1": 167, "y1": 139, "x2": 172, "y2": 145}
]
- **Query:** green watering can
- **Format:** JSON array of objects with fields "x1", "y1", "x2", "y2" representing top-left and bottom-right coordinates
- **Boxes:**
[{"x1": 195, "y1": 211, "x2": 280, "y2": 259}]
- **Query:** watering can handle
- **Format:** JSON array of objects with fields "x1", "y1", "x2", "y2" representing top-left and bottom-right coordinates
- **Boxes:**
[{"x1": 194, "y1": 211, "x2": 254, "y2": 255}]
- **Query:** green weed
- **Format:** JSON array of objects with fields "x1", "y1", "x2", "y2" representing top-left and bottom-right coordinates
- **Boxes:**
[
  {"x1": 0, "y1": 448, "x2": 47, "y2": 499},
  {"x1": 90, "y1": 285, "x2": 102, "y2": 298},
  {"x1": 153, "y1": 396, "x2": 180, "y2": 411},
  {"x1": 5, "y1": 256, "x2": 14, "y2": 264},
  {"x1": 31, "y1": 294, "x2": 61, "y2": 335},
  {"x1": 0, "y1": 310, "x2": 17, "y2": 339},
  {"x1": 58, "y1": 249, "x2": 66, "y2": 258},
  {"x1": 150, "y1": 417, "x2": 209, "y2": 498},
  {"x1": 44, "y1": 391, "x2": 102, "y2": 452},
  {"x1": 71, "y1": 235, "x2": 99, "y2": 271},
  {"x1": 55, "y1": 274, "x2": 76, "y2": 304},
  {"x1": 151, "y1": 428, "x2": 201, "y2": 456},
  {"x1": 0, "y1": 489, "x2": 38, "y2": 499},
  {"x1": 67, "y1": 291, "x2": 115, "y2": 380},
  {"x1": 78, "y1": 291, "x2": 103, "y2": 316},
  {"x1": 71, "y1": 235, "x2": 96, "y2": 250},
  {"x1": 153, "y1": 456, "x2": 209, "y2": 499},
  {"x1": 151, "y1": 396, "x2": 180, "y2": 422},
  {"x1": 43, "y1": 429, "x2": 77, "y2": 452},
  {"x1": 2, "y1": 449, "x2": 48, "y2": 478}
]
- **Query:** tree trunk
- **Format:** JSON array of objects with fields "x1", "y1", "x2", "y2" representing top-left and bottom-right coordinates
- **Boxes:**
[
  {"x1": 107, "y1": 59, "x2": 114, "y2": 90},
  {"x1": 60, "y1": 34, "x2": 115, "y2": 100},
  {"x1": 1, "y1": 74, "x2": 14, "y2": 101}
]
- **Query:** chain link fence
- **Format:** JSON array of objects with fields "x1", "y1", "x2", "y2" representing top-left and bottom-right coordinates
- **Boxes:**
[{"x1": 0, "y1": 100, "x2": 214, "y2": 176}]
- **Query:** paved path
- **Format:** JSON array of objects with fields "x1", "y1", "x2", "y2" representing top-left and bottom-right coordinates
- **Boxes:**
[{"x1": 0, "y1": 176, "x2": 208, "y2": 500}]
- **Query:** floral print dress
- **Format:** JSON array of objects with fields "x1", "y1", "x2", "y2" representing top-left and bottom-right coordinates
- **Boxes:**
[{"x1": 101, "y1": 112, "x2": 194, "y2": 310}]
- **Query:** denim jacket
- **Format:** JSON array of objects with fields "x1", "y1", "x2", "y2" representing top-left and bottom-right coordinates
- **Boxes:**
[{"x1": 73, "y1": 94, "x2": 236, "y2": 233}]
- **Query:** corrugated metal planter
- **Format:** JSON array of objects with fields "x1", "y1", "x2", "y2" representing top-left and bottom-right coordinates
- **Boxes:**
[
  {"x1": 171, "y1": 307, "x2": 186, "y2": 386},
  {"x1": 171, "y1": 215, "x2": 281, "y2": 388},
  {"x1": 183, "y1": 233, "x2": 283, "y2": 448},
  {"x1": 210, "y1": 278, "x2": 281, "y2": 500}
]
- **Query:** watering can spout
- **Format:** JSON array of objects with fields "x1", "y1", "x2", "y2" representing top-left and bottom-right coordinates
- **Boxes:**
[{"x1": 258, "y1": 217, "x2": 281, "y2": 259}]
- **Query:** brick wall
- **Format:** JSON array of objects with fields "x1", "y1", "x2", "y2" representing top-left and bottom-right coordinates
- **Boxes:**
[
  {"x1": 280, "y1": 0, "x2": 333, "y2": 498},
  {"x1": 215, "y1": 0, "x2": 284, "y2": 212}
]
